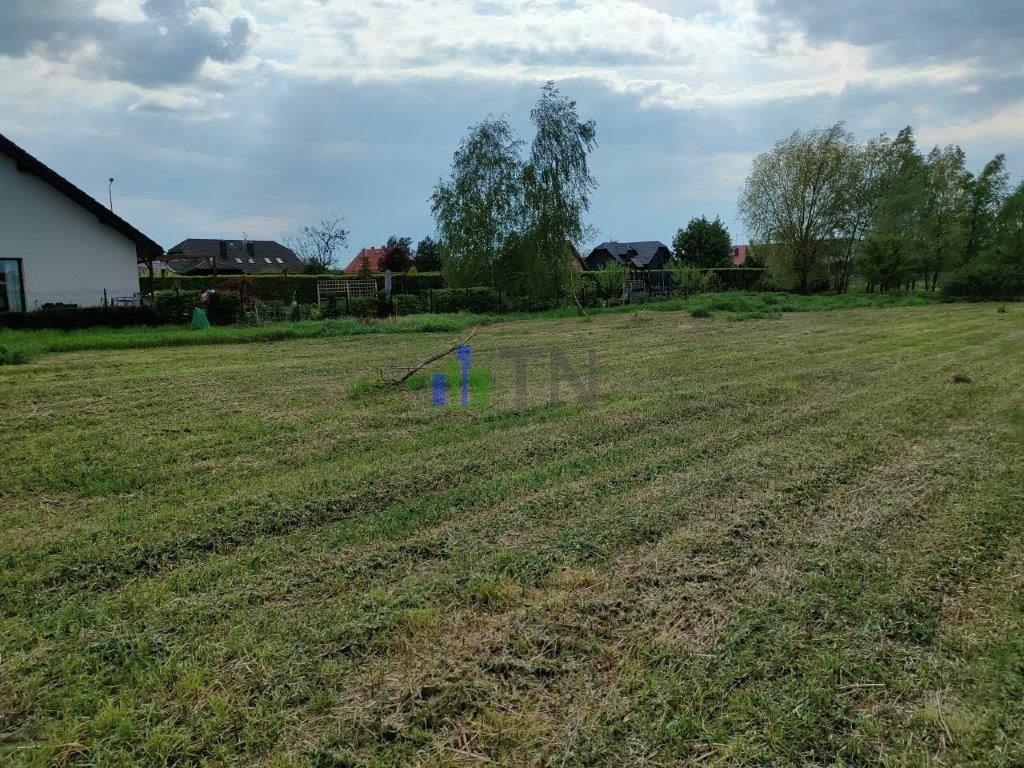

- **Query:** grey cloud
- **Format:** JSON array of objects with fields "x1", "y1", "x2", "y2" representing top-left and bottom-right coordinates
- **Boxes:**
[
  {"x1": 404, "y1": 38, "x2": 685, "y2": 69},
  {"x1": 0, "y1": 0, "x2": 252, "y2": 87},
  {"x1": 759, "y1": 0, "x2": 1024, "y2": 65},
  {"x1": 0, "y1": 0, "x2": 101, "y2": 58}
]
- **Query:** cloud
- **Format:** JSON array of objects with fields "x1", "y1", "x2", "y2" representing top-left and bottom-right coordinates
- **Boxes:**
[
  {"x1": 0, "y1": 0, "x2": 253, "y2": 87},
  {"x1": 757, "y1": 0, "x2": 1024, "y2": 67},
  {"x1": 0, "y1": 0, "x2": 1021, "y2": 253}
]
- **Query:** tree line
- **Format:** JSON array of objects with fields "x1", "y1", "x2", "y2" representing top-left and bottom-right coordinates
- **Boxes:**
[{"x1": 739, "y1": 123, "x2": 1023, "y2": 297}]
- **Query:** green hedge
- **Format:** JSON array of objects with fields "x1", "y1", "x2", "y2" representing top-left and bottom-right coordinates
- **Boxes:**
[{"x1": 0, "y1": 306, "x2": 160, "y2": 331}]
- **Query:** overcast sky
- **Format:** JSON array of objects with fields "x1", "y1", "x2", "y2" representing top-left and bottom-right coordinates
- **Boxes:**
[{"x1": 2, "y1": 0, "x2": 1021, "y2": 260}]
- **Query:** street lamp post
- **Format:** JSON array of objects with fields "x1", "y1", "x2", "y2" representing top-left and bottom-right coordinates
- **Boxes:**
[{"x1": 108, "y1": 177, "x2": 115, "y2": 212}]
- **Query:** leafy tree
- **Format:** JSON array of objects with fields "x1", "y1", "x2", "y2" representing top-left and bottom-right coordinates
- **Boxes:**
[
  {"x1": 432, "y1": 82, "x2": 597, "y2": 299},
  {"x1": 288, "y1": 216, "x2": 349, "y2": 274},
  {"x1": 858, "y1": 235, "x2": 913, "y2": 293},
  {"x1": 859, "y1": 127, "x2": 929, "y2": 290},
  {"x1": 944, "y1": 180, "x2": 1024, "y2": 300},
  {"x1": 739, "y1": 123, "x2": 861, "y2": 293},
  {"x1": 414, "y1": 236, "x2": 442, "y2": 272},
  {"x1": 516, "y1": 82, "x2": 598, "y2": 299},
  {"x1": 432, "y1": 116, "x2": 525, "y2": 289},
  {"x1": 996, "y1": 180, "x2": 1024, "y2": 256},
  {"x1": 593, "y1": 261, "x2": 628, "y2": 299},
  {"x1": 919, "y1": 145, "x2": 971, "y2": 290},
  {"x1": 671, "y1": 216, "x2": 732, "y2": 268},
  {"x1": 381, "y1": 236, "x2": 414, "y2": 272},
  {"x1": 962, "y1": 154, "x2": 1009, "y2": 263}
]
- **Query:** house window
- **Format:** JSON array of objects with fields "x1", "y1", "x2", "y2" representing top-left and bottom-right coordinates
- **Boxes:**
[
  {"x1": 0, "y1": 259, "x2": 25, "y2": 313},
  {"x1": 264, "y1": 257, "x2": 272, "y2": 264},
  {"x1": 248, "y1": 258, "x2": 255, "y2": 264},
  {"x1": 275, "y1": 258, "x2": 284, "y2": 264},
  {"x1": 235, "y1": 257, "x2": 243, "y2": 264}
]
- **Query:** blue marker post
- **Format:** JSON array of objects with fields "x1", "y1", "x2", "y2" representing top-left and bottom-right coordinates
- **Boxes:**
[
  {"x1": 457, "y1": 344, "x2": 472, "y2": 407},
  {"x1": 431, "y1": 372, "x2": 447, "y2": 407}
]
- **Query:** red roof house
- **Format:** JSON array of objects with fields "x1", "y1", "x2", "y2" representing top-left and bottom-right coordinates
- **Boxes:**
[
  {"x1": 343, "y1": 247, "x2": 389, "y2": 274},
  {"x1": 731, "y1": 245, "x2": 748, "y2": 266}
]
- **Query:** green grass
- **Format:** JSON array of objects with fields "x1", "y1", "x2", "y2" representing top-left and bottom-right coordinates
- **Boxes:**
[
  {"x1": 0, "y1": 314, "x2": 490, "y2": 365},
  {"x1": 0, "y1": 291, "x2": 939, "y2": 366},
  {"x1": 1, "y1": 301, "x2": 1022, "y2": 766}
]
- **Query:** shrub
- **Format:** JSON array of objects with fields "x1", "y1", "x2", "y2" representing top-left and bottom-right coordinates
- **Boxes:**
[
  {"x1": 204, "y1": 290, "x2": 242, "y2": 325},
  {"x1": 671, "y1": 266, "x2": 705, "y2": 297},
  {"x1": 689, "y1": 307, "x2": 712, "y2": 318},
  {"x1": 466, "y1": 287, "x2": 500, "y2": 313},
  {"x1": 392, "y1": 294, "x2": 421, "y2": 315},
  {"x1": 942, "y1": 256, "x2": 1024, "y2": 301},
  {"x1": 429, "y1": 289, "x2": 463, "y2": 313},
  {"x1": 153, "y1": 290, "x2": 201, "y2": 325},
  {"x1": 346, "y1": 296, "x2": 378, "y2": 318}
]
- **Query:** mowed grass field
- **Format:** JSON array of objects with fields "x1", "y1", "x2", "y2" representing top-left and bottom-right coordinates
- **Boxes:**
[{"x1": 1, "y1": 303, "x2": 1023, "y2": 766}]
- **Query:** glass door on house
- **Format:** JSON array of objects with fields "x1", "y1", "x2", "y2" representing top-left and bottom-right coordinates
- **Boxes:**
[{"x1": 0, "y1": 259, "x2": 25, "y2": 312}]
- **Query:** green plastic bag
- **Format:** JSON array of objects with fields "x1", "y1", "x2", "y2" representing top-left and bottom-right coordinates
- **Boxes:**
[{"x1": 191, "y1": 307, "x2": 211, "y2": 330}]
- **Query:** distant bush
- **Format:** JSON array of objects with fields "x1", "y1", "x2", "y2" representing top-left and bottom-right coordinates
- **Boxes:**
[
  {"x1": 204, "y1": 290, "x2": 242, "y2": 325},
  {"x1": 347, "y1": 296, "x2": 378, "y2": 318},
  {"x1": 942, "y1": 256, "x2": 1024, "y2": 301},
  {"x1": 391, "y1": 294, "x2": 421, "y2": 315},
  {"x1": 429, "y1": 287, "x2": 502, "y2": 314},
  {"x1": 153, "y1": 290, "x2": 201, "y2": 325},
  {"x1": 689, "y1": 307, "x2": 712, "y2": 318}
]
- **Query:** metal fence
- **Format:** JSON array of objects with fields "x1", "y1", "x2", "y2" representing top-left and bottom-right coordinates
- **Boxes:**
[{"x1": 27, "y1": 289, "x2": 142, "y2": 310}]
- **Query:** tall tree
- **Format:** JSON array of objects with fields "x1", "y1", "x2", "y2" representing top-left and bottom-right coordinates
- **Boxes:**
[
  {"x1": 996, "y1": 180, "x2": 1024, "y2": 257},
  {"x1": 671, "y1": 215, "x2": 732, "y2": 268},
  {"x1": 414, "y1": 236, "x2": 442, "y2": 272},
  {"x1": 739, "y1": 123, "x2": 861, "y2": 293},
  {"x1": 431, "y1": 117, "x2": 525, "y2": 289},
  {"x1": 382, "y1": 235, "x2": 414, "y2": 272},
  {"x1": 962, "y1": 153, "x2": 1009, "y2": 263},
  {"x1": 516, "y1": 82, "x2": 598, "y2": 298},
  {"x1": 432, "y1": 83, "x2": 597, "y2": 298},
  {"x1": 919, "y1": 145, "x2": 970, "y2": 290},
  {"x1": 288, "y1": 216, "x2": 349, "y2": 274},
  {"x1": 858, "y1": 127, "x2": 929, "y2": 291}
]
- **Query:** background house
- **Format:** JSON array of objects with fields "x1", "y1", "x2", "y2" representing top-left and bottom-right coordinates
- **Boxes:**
[
  {"x1": 0, "y1": 132, "x2": 162, "y2": 311},
  {"x1": 343, "y1": 246, "x2": 390, "y2": 274},
  {"x1": 165, "y1": 239, "x2": 301, "y2": 275},
  {"x1": 585, "y1": 241, "x2": 672, "y2": 271}
]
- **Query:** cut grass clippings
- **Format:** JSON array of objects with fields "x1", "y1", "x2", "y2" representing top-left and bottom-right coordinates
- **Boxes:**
[{"x1": 1, "y1": 301, "x2": 1021, "y2": 766}]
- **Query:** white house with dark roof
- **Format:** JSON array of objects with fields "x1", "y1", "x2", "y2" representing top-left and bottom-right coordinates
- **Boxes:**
[{"x1": 0, "y1": 132, "x2": 162, "y2": 312}]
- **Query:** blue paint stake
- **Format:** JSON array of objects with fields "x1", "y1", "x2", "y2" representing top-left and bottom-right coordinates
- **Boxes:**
[
  {"x1": 457, "y1": 344, "x2": 472, "y2": 406},
  {"x1": 432, "y1": 373, "x2": 448, "y2": 407}
]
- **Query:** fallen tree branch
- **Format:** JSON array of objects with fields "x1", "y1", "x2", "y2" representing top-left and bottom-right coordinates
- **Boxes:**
[
  {"x1": 388, "y1": 324, "x2": 482, "y2": 386},
  {"x1": 572, "y1": 288, "x2": 591, "y2": 319}
]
